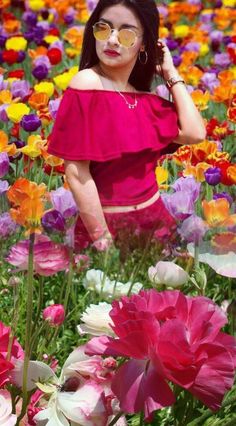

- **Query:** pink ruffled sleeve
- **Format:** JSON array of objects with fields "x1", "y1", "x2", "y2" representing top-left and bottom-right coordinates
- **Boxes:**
[{"x1": 47, "y1": 88, "x2": 179, "y2": 161}]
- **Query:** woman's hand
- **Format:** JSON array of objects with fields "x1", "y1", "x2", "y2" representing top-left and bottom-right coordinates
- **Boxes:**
[{"x1": 156, "y1": 39, "x2": 179, "y2": 81}]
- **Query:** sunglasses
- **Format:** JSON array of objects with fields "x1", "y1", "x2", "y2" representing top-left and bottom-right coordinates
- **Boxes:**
[{"x1": 93, "y1": 21, "x2": 142, "y2": 48}]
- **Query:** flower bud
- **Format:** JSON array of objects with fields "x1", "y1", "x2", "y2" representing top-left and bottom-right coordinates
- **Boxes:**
[{"x1": 43, "y1": 304, "x2": 65, "y2": 326}]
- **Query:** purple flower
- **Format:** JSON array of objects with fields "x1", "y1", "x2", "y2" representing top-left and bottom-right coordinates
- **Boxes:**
[
  {"x1": 0, "y1": 105, "x2": 9, "y2": 122},
  {"x1": 209, "y1": 30, "x2": 223, "y2": 43},
  {"x1": 166, "y1": 39, "x2": 179, "y2": 51},
  {"x1": 22, "y1": 11, "x2": 37, "y2": 26},
  {"x1": 0, "y1": 153, "x2": 9, "y2": 178},
  {"x1": 32, "y1": 64, "x2": 49, "y2": 80},
  {"x1": 48, "y1": 98, "x2": 61, "y2": 120},
  {"x1": 184, "y1": 42, "x2": 200, "y2": 52},
  {"x1": 0, "y1": 212, "x2": 18, "y2": 238},
  {"x1": 214, "y1": 53, "x2": 231, "y2": 67},
  {"x1": 0, "y1": 75, "x2": 8, "y2": 91},
  {"x1": 33, "y1": 54, "x2": 51, "y2": 69},
  {"x1": 178, "y1": 215, "x2": 209, "y2": 244},
  {"x1": 86, "y1": 0, "x2": 98, "y2": 13},
  {"x1": 17, "y1": 51, "x2": 26, "y2": 63},
  {"x1": 213, "y1": 192, "x2": 233, "y2": 206},
  {"x1": 0, "y1": 180, "x2": 9, "y2": 194},
  {"x1": 204, "y1": 167, "x2": 221, "y2": 186},
  {"x1": 11, "y1": 80, "x2": 31, "y2": 100},
  {"x1": 0, "y1": 35, "x2": 7, "y2": 48},
  {"x1": 200, "y1": 72, "x2": 219, "y2": 92},
  {"x1": 50, "y1": 187, "x2": 78, "y2": 219},
  {"x1": 42, "y1": 210, "x2": 66, "y2": 234},
  {"x1": 173, "y1": 55, "x2": 182, "y2": 67},
  {"x1": 20, "y1": 114, "x2": 41, "y2": 132},
  {"x1": 172, "y1": 176, "x2": 201, "y2": 202},
  {"x1": 162, "y1": 192, "x2": 195, "y2": 221}
]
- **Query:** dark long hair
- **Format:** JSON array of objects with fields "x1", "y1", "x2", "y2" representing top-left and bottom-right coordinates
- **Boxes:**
[{"x1": 79, "y1": 0, "x2": 160, "y2": 92}]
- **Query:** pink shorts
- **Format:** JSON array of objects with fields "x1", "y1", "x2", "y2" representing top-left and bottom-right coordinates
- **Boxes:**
[{"x1": 74, "y1": 197, "x2": 176, "y2": 251}]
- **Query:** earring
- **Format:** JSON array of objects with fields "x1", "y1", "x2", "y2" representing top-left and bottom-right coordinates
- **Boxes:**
[{"x1": 138, "y1": 49, "x2": 148, "y2": 65}]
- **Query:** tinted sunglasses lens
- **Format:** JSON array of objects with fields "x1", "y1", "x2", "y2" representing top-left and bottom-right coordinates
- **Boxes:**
[
  {"x1": 119, "y1": 29, "x2": 136, "y2": 47},
  {"x1": 93, "y1": 22, "x2": 110, "y2": 40}
]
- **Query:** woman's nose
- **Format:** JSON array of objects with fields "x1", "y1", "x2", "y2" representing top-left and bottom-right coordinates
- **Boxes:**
[{"x1": 107, "y1": 29, "x2": 120, "y2": 45}]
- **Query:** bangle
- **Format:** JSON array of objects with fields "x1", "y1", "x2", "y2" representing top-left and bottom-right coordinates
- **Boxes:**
[{"x1": 166, "y1": 76, "x2": 185, "y2": 89}]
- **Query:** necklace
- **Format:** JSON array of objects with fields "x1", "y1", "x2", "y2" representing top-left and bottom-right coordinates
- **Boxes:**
[{"x1": 95, "y1": 66, "x2": 138, "y2": 109}]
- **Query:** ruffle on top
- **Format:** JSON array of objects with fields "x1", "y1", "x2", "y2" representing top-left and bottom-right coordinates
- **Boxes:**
[{"x1": 48, "y1": 88, "x2": 179, "y2": 162}]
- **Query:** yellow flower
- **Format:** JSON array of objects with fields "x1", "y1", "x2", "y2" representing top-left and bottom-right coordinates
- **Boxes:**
[
  {"x1": 53, "y1": 67, "x2": 78, "y2": 91},
  {"x1": 191, "y1": 90, "x2": 210, "y2": 111},
  {"x1": 222, "y1": 0, "x2": 236, "y2": 6},
  {"x1": 6, "y1": 103, "x2": 30, "y2": 123},
  {"x1": 19, "y1": 134, "x2": 46, "y2": 159},
  {"x1": 174, "y1": 25, "x2": 190, "y2": 38},
  {"x1": 0, "y1": 90, "x2": 12, "y2": 104},
  {"x1": 155, "y1": 166, "x2": 169, "y2": 185},
  {"x1": 28, "y1": 0, "x2": 45, "y2": 11},
  {"x1": 69, "y1": 66, "x2": 79, "y2": 77},
  {"x1": 43, "y1": 35, "x2": 59, "y2": 45},
  {"x1": 5, "y1": 36, "x2": 27, "y2": 51},
  {"x1": 65, "y1": 47, "x2": 80, "y2": 58},
  {"x1": 199, "y1": 43, "x2": 210, "y2": 56},
  {"x1": 159, "y1": 27, "x2": 169, "y2": 38},
  {"x1": 34, "y1": 82, "x2": 54, "y2": 97}
]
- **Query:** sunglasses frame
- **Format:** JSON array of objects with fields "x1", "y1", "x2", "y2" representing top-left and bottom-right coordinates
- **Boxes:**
[{"x1": 92, "y1": 21, "x2": 143, "y2": 48}]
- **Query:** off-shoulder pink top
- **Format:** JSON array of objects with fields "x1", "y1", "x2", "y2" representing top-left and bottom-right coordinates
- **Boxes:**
[{"x1": 48, "y1": 88, "x2": 179, "y2": 206}]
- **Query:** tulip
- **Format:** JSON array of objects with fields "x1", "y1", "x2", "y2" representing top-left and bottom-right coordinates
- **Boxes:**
[
  {"x1": 148, "y1": 261, "x2": 189, "y2": 287},
  {"x1": 162, "y1": 191, "x2": 195, "y2": 220},
  {"x1": 32, "y1": 64, "x2": 49, "y2": 81},
  {"x1": 171, "y1": 176, "x2": 201, "y2": 202},
  {"x1": 34, "y1": 81, "x2": 54, "y2": 97},
  {"x1": 0, "y1": 152, "x2": 9, "y2": 178},
  {"x1": 204, "y1": 167, "x2": 221, "y2": 185},
  {"x1": 50, "y1": 187, "x2": 78, "y2": 219},
  {"x1": 5, "y1": 36, "x2": 27, "y2": 51},
  {"x1": 0, "y1": 181, "x2": 9, "y2": 195},
  {"x1": 178, "y1": 215, "x2": 209, "y2": 244},
  {"x1": 2, "y1": 50, "x2": 18, "y2": 65},
  {"x1": 47, "y1": 47, "x2": 62, "y2": 65},
  {"x1": 20, "y1": 114, "x2": 41, "y2": 132},
  {"x1": 10, "y1": 80, "x2": 31, "y2": 100},
  {"x1": 213, "y1": 192, "x2": 233, "y2": 205},
  {"x1": 43, "y1": 304, "x2": 65, "y2": 327},
  {"x1": 6, "y1": 103, "x2": 30, "y2": 123},
  {"x1": 41, "y1": 209, "x2": 66, "y2": 234}
]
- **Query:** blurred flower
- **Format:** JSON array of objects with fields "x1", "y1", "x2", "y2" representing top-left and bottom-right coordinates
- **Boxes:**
[
  {"x1": 155, "y1": 166, "x2": 168, "y2": 186},
  {"x1": 213, "y1": 191, "x2": 233, "y2": 205},
  {"x1": 50, "y1": 187, "x2": 78, "y2": 219},
  {"x1": 0, "y1": 354, "x2": 14, "y2": 388},
  {"x1": 214, "y1": 52, "x2": 231, "y2": 67},
  {"x1": 47, "y1": 47, "x2": 62, "y2": 65},
  {"x1": 0, "y1": 152, "x2": 9, "y2": 177},
  {"x1": 28, "y1": 0, "x2": 46, "y2": 12},
  {"x1": 202, "y1": 198, "x2": 236, "y2": 228},
  {"x1": 206, "y1": 117, "x2": 234, "y2": 140},
  {"x1": 174, "y1": 24, "x2": 190, "y2": 38},
  {"x1": 172, "y1": 176, "x2": 201, "y2": 201},
  {"x1": 6, "y1": 103, "x2": 30, "y2": 123},
  {"x1": 78, "y1": 302, "x2": 114, "y2": 336},
  {"x1": 0, "y1": 212, "x2": 18, "y2": 238},
  {"x1": 6, "y1": 235, "x2": 70, "y2": 276},
  {"x1": 32, "y1": 64, "x2": 49, "y2": 81},
  {"x1": 86, "y1": 289, "x2": 236, "y2": 418},
  {"x1": 41, "y1": 209, "x2": 66, "y2": 234},
  {"x1": 0, "y1": 390, "x2": 17, "y2": 425},
  {"x1": 204, "y1": 167, "x2": 221, "y2": 185},
  {"x1": 162, "y1": 191, "x2": 195, "y2": 220},
  {"x1": 10, "y1": 80, "x2": 31, "y2": 100},
  {"x1": 178, "y1": 214, "x2": 209, "y2": 244},
  {"x1": 191, "y1": 90, "x2": 210, "y2": 111},
  {"x1": 0, "y1": 180, "x2": 9, "y2": 195},
  {"x1": 211, "y1": 232, "x2": 236, "y2": 254},
  {"x1": 83, "y1": 269, "x2": 142, "y2": 300},
  {"x1": 20, "y1": 113, "x2": 41, "y2": 132},
  {"x1": 28, "y1": 91, "x2": 49, "y2": 110},
  {"x1": 5, "y1": 36, "x2": 27, "y2": 51},
  {"x1": 43, "y1": 304, "x2": 65, "y2": 327},
  {"x1": 2, "y1": 50, "x2": 18, "y2": 65},
  {"x1": 148, "y1": 261, "x2": 189, "y2": 287}
]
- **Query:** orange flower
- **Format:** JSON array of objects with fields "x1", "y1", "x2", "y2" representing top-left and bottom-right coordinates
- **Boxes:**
[
  {"x1": 0, "y1": 90, "x2": 12, "y2": 104},
  {"x1": 226, "y1": 164, "x2": 236, "y2": 184},
  {"x1": 3, "y1": 18, "x2": 20, "y2": 33},
  {"x1": 191, "y1": 141, "x2": 218, "y2": 163},
  {"x1": 173, "y1": 145, "x2": 192, "y2": 165},
  {"x1": 0, "y1": 130, "x2": 17, "y2": 156},
  {"x1": 202, "y1": 198, "x2": 236, "y2": 228},
  {"x1": 183, "y1": 162, "x2": 210, "y2": 182},
  {"x1": 37, "y1": 108, "x2": 52, "y2": 126},
  {"x1": 227, "y1": 106, "x2": 236, "y2": 123},
  {"x1": 184, "y1": 67, "x2": 204, "y2": 86},
  {"x1": 28, "y1": 46, "x2": 48, "y2": 60},
  {"x1": 191, "y1": 90, "x2": 210, "y2": 111},
  {"x1": 41, "y1": 146, "x2": 64, "y2": 167},
  {"x1": 28, "y1": 92, "x2": 49, "y2": 110},
  {"x1": 218, "y1": 70, "x2": 234, "y2": 86},
  {"x1": 7, "y1": 178, "x2": 46, "y2": 231},
  {"x1": 213, "y1": 8, "x2": 232, "y2": 30},
  {"x1": 207, "y1": 150, "x2": 230, "y2": 165},
  {"x1": 211, "y1": 84, "x2": 233, "y2": 103},
  {"x1": 211, "y1": 232, "x2": 236, "y2": 254},
  {"x1": 63, "y1": 27, "x2": 84, "y2": 49}
]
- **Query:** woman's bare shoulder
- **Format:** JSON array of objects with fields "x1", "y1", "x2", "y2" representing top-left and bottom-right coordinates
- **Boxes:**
[{"x1": 69, "y1": 68, "x2": 102, "y2": 90}]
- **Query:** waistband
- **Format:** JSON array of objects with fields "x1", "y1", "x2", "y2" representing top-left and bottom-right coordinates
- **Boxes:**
[{"x1": 102, "y1": 190, "x2": 160, "y2": 213}]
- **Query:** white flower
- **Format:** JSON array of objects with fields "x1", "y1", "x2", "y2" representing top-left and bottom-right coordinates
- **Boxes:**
[
  {"x1": 83, "y1": 269, "x2": 142, "y2": 299},
  {"x1": 0, "y1": 390, "x2": 17, "y2": 426},
  {"x1": 78, "y1": 302, "x2": 114, "y2": 336},
  {"x1": 148, "y1": 261, "x2": 189, "y2": 287}
]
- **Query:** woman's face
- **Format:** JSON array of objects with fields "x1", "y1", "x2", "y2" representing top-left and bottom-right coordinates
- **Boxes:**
[{"x1": 94, "y1": 4, "x2": 144, "y2": 69}]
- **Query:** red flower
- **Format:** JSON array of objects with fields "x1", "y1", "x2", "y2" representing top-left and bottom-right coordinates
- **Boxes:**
[
  {"x1": 206, "y1": 117, "x2": 234, "y2": 140},
  {"x1": 2, "y1": 49, "x2": 19, "y2": 65},
  {"x1": 48, "y1": 28, "x2": 60, "y2": 37},
  {"x1": 217, "y1": 161, "x2": 235, "y2": 185},
  {"x1": 86, "y1": 290, "x2": 236, "y2": 419},
  {"x1": 47, "y1": 48, "x2": 62, "y2": 65},
  {"x1": 8, "y1": 69, "x2": 24, "y2": 79}
]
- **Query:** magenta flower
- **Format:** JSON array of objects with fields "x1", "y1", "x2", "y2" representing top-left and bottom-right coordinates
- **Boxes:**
[
  {"x1": 6, "y1": 235, "x2": 70, "y2": 276},
  {"x1": 43, "y1": 304, "x2": 65, "y2": 327},
  {"x1": 86, "y1": 290, "x2": 236, "y2": 419}
]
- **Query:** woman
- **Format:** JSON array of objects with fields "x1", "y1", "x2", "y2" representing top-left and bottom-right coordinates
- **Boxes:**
[{"x1": 48, "y1": 0, "x2": 206, "y2": 251}]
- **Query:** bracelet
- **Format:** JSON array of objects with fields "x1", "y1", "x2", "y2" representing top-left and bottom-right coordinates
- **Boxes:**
[{"x1": 166, "y1": 76, "x2": 185, "y2": 89}]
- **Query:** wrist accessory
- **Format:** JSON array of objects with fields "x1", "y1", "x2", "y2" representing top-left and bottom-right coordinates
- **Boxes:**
[{"x1": 166, "y1": 75, "x2": 185, "y2": 89}]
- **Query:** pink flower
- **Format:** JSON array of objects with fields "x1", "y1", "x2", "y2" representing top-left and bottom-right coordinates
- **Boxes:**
[
  {"x1": 0, "y1": 321, "x2": 24, "y2": 387},
  {"x1": 86, "y1": 290, "x2": 236, "y2": 419},
  {"x1": 6, "y1": 235, "x2": 70, "y2": 276},
  {"x1": 43, "y1": 304, "x2": 65, "y2": 326},
  {"x1": 0, "y1": 390, "x2": 17, "y2": 425}
]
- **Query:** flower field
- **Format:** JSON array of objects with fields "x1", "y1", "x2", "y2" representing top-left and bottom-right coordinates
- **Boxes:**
[{"x1": 0, "y1": 0, "x2": 236, "y2": 425}]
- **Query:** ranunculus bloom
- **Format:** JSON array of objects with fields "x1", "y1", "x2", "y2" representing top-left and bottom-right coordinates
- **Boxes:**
[
  {"x1": 6, "y1": 235, "x2": 70, "y2": 276},
  {"x1": 0, "y1": 390, "x2": 17, "y2": 425},
  {"x1": 86, "y1": 290, "x2": 236, "y2": 419},
  {"x1": 148, "y1": 261, "x2": 189, "y2": 287},
  {"x1": 0, "y1": 322, "x2": 24, "y2": 387},
  {"x1": 43, "y1": 304, "x2": 65, "y2": 327},
  {"x1": 78, "y1": 302, "x2": 114, "y2": 336}
]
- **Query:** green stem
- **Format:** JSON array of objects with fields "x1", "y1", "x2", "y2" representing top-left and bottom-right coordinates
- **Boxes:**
[
  {"x1": 17, "y1": 232, "x2": 35, "y2": 424},
  {"x1": 187, "y1": 393, "x2": 236, "y2": 426},
  {"x1": 7, "y1": 285, "x2": 19, "y2": 361},
  {"x1": 64, "y1": 247, "x2": 74, "y2": 314},
  {"x1": 194, "y1": 243, "x2": 199, "y2": 269},
  {"x1": 47, "y1": 166, "x2": 54, "y2": 192}
]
